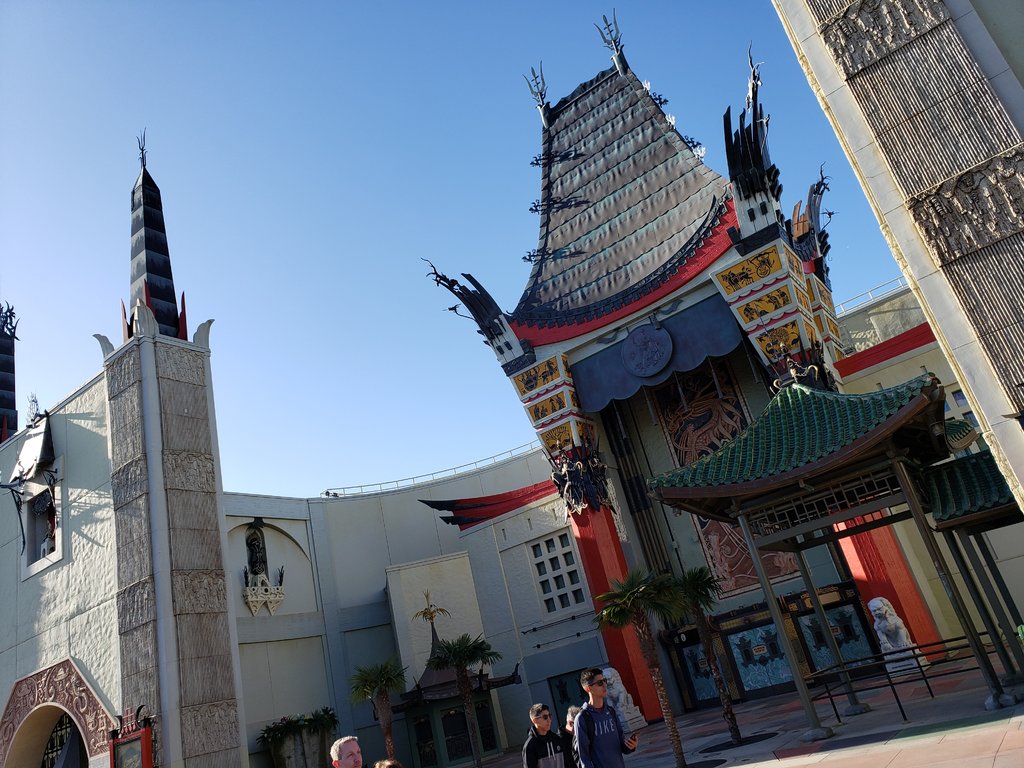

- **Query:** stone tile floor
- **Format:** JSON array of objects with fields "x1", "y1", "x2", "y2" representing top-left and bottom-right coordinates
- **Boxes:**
[{"x1": 484, "y1": 665, "x2": 1022, "y2": 767}]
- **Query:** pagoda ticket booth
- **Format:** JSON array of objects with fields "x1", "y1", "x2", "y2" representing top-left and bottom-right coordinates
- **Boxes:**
[{"x1": 651, "y1": 375, "x2": 1017, "y2": 739}]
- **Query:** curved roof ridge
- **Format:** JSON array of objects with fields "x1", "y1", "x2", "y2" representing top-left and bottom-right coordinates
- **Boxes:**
[{"x1": 650, "y1": 375, "x2": 936, "y2": 492}]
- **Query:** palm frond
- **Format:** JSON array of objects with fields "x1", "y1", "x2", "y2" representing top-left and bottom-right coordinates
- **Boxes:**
[
  {"x1": 426, "y1": 634, "x2": 502, "y2": 671},
  {"x1": 350, "y1": 658, "x2": 407, "y2": 703},
  {"x1": 676, "y1": 566, "x2": 722, "y2": 616},
  {"x1": 595, "y1": 568, "x2": 685, "y2": 629}
]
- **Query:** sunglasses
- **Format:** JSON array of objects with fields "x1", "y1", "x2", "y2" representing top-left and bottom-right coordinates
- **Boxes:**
[
  {"x1": 589, "y1": 679, "x2": 607, "y2": 687},
  {"x1": 535, "y1": 713, "x2": 551, "y2": 720}
]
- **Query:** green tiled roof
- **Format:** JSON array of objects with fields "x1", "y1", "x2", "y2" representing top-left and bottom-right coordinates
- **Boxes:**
[
  {"x1": 944, "y1": 418, "x2": 978, "y2": 453},
  {"x1": 649, "y1": 376, "x2": 934, "y2": 491},
  {"x1": 923, "y1": 451, "x2": 1014, "y2": 525}
]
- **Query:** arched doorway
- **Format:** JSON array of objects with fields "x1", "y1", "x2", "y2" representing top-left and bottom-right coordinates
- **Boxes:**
[
  {"x1": 0, "y1": 659, "x2": 115, "y2": 767},
  {"x1": 6, "y1": 705, "x2": 87, "y2": 768}
]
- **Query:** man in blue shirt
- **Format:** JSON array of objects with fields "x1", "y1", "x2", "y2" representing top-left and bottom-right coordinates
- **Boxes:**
[{"x1": 573, "y1": 668, "x2": 638, "y2": 768}]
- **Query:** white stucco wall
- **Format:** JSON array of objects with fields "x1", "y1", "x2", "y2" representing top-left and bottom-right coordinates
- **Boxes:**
[{"x1": 0, "y1": 376, "x2": 120, "y2": 727}]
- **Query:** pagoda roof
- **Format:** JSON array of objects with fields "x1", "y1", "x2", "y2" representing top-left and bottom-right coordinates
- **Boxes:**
[
  {"x1": 650, "y1": 376, "x2": 957, "y2": 512},
  {"x1": 509, "y1": 56, "x2": 732, "y2": 344},
  {"x1": 924, "y1": 450, "x2": 1019, "y2": 530}
]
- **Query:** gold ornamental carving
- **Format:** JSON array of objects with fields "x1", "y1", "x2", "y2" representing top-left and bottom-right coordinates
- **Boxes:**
[{"x1": 908, "y1": 146, "x2": 1024, "y2": 265}]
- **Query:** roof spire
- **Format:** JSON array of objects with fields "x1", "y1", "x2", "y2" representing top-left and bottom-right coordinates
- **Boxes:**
[
  {"x1": 596, "y1": 11, "x2": 626, "y2": 74},
  {"x1": 0, "y1": 303, "x2": 17, "y2": 439},
  {"x1": 127, "y1": 138, "x2": 185, "y2": 339},
  {"x1": 137, "y1": 129, "x2": 147, "y2": 169},
  {"x1": 524, "y1": 63, "x2": 550, "y2": 128}
]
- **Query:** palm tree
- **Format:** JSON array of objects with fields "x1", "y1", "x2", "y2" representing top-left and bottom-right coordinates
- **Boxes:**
[
  {"x1": 350, "y1": 658, "x2": 407, "y2": 760},
  {"x1": 426, "y1": 634, "x2": 502, "y2": 768},
  {"x1": 677, "y1": 566, "x2": 741, "y2": 744},
  {"x1": 413, "y1": 591, "x2": 452, "y2": 625},
  {"x1": 595, "y1": 569, "x2": 688, "y2": 768}
]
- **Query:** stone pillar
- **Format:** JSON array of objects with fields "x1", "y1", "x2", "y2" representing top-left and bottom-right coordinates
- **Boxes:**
[{"x1": 106, "y1": 312, "x2": 245, "y2": 767}]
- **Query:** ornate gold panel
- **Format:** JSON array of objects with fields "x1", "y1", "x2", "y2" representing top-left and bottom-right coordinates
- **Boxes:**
[
  {"x1": 715, "y1": 246, "x2": 783, "y2": 295},
  {"x1": 526, "y1": 391, "x2": 567, "y2": 425},
  {"x1": 736, "y1": 285, "x2": 794, "y2": 324}
]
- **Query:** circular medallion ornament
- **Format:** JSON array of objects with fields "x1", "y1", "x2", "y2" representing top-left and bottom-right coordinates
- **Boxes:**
[{"x1": 621, "y1": 324, "x2": 673, "y2": 377}]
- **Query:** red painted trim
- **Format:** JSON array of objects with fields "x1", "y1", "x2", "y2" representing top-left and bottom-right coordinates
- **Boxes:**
[
  {"x1": 834, "y1": 322, "x2": 935, "y2": 378},
  {"x1": 423, "y1": 480, "x2": 559, "y2": 529},
  {"x1": 509, "y1": 200, "x2": 737, "y2": 346}
]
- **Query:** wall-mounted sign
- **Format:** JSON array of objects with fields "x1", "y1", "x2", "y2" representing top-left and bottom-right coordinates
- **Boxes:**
[{"x1": 108, "y1": 706, "x2": 153, "y2": 768}]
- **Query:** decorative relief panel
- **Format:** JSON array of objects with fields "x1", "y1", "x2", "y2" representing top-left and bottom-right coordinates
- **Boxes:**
[
  {"x1": 105, "y1": 346, "x2": 141, "y2": 398},
  {"x1": 820, "y1": 0, "x2": 949, "y2": 78},
  {"x1": 908, "y1": 147, "x2": 1024, "y2": 265},
  {"x1": 173, "y1": 569, "x2": 229, "y2": 615},
  {"x1": 179, "y1": 700, "x2": 240, "y2": 758},
  {"x1": 117, "y1": 578, "x2": 157, "y2": 634},
  {"x1": 111, "y1": 455, "x2": 149, "y2": 509},
  {"x1": 163, "y1": 451, "x2": 216, "y2": 493},
  {"x1": 155, "y1": 343, "x2": 206, "y2": 386},
  {"x1": 0, "y1": 659, "x2": 115, "y2": 764},
  {"x1": 651, "y1": 362, "x2": 797, "y2": 595}
]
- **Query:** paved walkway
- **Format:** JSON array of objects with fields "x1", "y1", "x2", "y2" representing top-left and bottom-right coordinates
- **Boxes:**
[{"x1": 485, "y1": 666, "x2": 1022, "y2": 767}]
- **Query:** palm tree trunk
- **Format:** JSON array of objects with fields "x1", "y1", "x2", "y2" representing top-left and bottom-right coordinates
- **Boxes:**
[
  {"x1": 458, "y1": 670, "x2": 484, "y2": 768},
  {"x1": 376, "y1": 692, "x2": 396, "y2": 759},
  {"x1": 635, "y1": 618, "x2": 688, "y2": 768},
  {"x1": 697, "y1": 616, "x2": 741, "y2": 743}
]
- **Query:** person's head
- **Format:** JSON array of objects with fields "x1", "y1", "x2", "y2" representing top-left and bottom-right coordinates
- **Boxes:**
[
  {"x1": 580, "y1": 668, "x2": 608, "y2": 704},
  {"x1": 529, "y1": 703, "x2": 552, "y2": 735},
  {"x1": 331, "y1": 736, "x2": 362, "y2": 768},
  {"x1": 373, "y1": 761, "x2": 403, "y2": 768},
  {"x1": 564, "y1": 705, "x2": 582, "y2": 733}
]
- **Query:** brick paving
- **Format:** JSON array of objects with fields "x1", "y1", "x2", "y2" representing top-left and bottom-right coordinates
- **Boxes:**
[{"x1": 483, "y1": 665, "x2": 1022, "y2": 767}]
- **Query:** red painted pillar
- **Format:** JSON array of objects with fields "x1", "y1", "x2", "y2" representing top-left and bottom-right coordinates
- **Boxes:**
[
  {"x1": 570, "y1": 505, "x2": 662, "y2": 720},
  {"x1": 840, "y1": 526, "x2": 940, "y2": 649}
]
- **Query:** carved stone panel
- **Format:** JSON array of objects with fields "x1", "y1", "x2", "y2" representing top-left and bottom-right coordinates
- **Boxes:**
[
  {"x1": 105, "y1": 346, "x2": 141, "y2": 398},
  {"x1": 0, "y1": 659, "x2": 115, "y2": 764},
  {"x1": 112, "y1": 455, "x2": 150, "y2": 509},
  {"x1": 155, "y1": 343, "x2": 206, "y2": 386},
  {"x1": 163, "y1": 451, "x2": 216, "y2": 493},
  {"x1": 908, "y1": 147, "x2": 1024, "y2": 265},
  {"x1": 117, "y1": 577, "x2": 157, "y2": 634},
  {"x1": 179, "y1": 700, "x2": 240, "y2": 759},
  {"x1": 172, "y1": 570, "x2": 228, "y2": 615},
  {"x1": 820, "y1": 0, "x2": 949, "y2": 78}
]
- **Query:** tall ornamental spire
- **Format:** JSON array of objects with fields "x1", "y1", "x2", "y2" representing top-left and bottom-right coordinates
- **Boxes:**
[
  {"x1": 128, "y1": 133, "x2": 186, "y2": 339},
  {"x1": 0, "y1": 302, "x2": 16, "y2": 440}
]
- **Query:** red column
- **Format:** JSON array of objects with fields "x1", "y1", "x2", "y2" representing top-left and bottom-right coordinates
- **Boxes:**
[
  {"x1": 839, "y1": 526, "x2": 940, "y2": 648},
  {"x1": 570, "y1": 505, "x2": 662, "y2": 720}
]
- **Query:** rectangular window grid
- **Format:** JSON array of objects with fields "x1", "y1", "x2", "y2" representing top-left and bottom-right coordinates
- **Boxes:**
[{"x1": 531, "y1": 531, "x2": 586, "y2": 613}]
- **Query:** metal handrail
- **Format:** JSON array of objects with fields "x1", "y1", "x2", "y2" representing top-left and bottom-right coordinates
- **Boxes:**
[
  {"x1": 835, "y1": 275, "x2": 909, "y2": 316},
  {"x1": 321, "y1": 440, "x2": 543, "y2": 497}
]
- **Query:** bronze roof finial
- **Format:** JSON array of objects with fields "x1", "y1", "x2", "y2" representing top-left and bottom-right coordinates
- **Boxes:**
[{"x1": 137, "y1": 129, "x2": 147, "y2": 169}]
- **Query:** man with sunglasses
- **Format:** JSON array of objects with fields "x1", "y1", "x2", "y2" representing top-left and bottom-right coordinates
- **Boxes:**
[
  {"x1": 523, "y1": 703, "x2": 565, "y2": 768},
  {"x1": 573, "y1": 668, "x2": 638, "y2": 768}
]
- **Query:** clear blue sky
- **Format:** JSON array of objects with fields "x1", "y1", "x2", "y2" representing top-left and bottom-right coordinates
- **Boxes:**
[{"x1": 0, "y1": 2, "x2": 900, "y2": 496}]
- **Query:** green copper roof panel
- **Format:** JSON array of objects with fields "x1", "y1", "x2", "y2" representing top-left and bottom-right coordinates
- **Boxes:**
[
  {"x1": 943, "y1": 418, "x2": 978, "y2": 453},
  {"x1": 649, "y1": 376, "x2": 933, "y2": 490},
  {"x1": 923, "y1": 451, "x2": 1014, "y2": 524}
]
